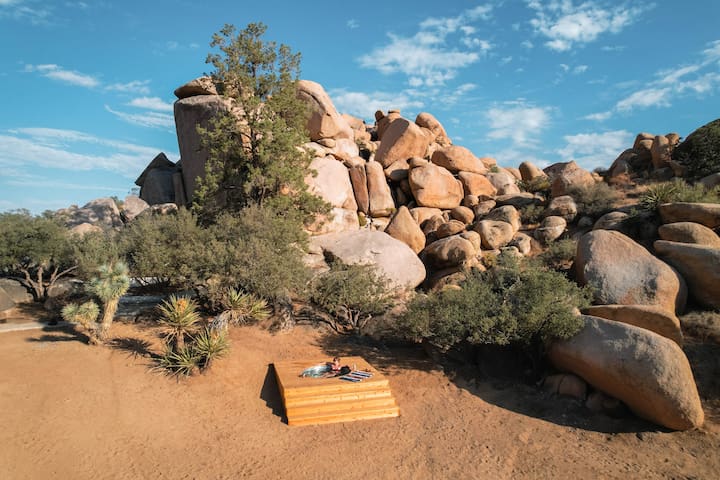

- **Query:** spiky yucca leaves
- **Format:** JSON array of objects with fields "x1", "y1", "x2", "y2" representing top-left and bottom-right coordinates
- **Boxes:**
[
  {"x1": 219, "y1": 288, "x2": 270, "y2": 325},
  {"x1": 193, "y1": 327, "x2": 230, "y2": 370},
  {"x1": 157, "y1": 344, "x2": 199, "y2": 377},
  {"x1": 87, "y1": 261, "x2": 130, "y2": 342},
  {"x1": 61, "y1": 300, "x2": 101, "y2": 344},
  {"x1": 158, "y1": 295, "x2": 201, "y2": 351},
  {"x1": 640, "y1": 182, "x2": 680, "y2": 212}
]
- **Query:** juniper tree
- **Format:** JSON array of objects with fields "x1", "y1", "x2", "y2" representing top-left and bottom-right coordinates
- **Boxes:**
[{"x1": 193, "y1": 22, "x2": 328, "y2": 224}]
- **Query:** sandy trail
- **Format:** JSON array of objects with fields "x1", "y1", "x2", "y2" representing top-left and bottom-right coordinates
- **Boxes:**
[{"x1": 1, "y1": 322, "x2": 718, "y2": 479}]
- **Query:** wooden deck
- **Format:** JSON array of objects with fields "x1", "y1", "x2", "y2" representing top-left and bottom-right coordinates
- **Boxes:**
[{"x1": 273, "y1": 356, "x2": 400, "y2": 426}]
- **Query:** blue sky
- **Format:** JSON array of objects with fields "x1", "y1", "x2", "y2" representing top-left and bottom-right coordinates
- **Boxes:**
[{"x1": 1, "y1": 0, "x2": 719, "y2": 213}]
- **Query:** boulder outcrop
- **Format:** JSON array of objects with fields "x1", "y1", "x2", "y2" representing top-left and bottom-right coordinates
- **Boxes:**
[
  {"x1": 548, "y1": 315, "x2": 703, "y2": 430},
  {"x1": 582, "y1": 304, "x2": 683, "y2": 345},
  {"x1": 654, "y1": 240, "x2": 720, "y2": 309}
]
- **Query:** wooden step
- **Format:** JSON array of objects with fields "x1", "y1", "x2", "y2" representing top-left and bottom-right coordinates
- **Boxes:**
[
  {"x1": 283, "y1": 389, "x2": 393, "y2": 409},
  {"x1": 288, "y1": 405, "x2": 400, "y2": 427},
  {"x1": 274, "y1": 357, "x2": 400, "y2": 426},
  {"x1": 286, "y1": 396, "x2": 397, "y2": 418}
]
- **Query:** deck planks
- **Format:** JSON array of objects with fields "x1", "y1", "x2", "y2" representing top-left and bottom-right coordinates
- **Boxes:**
[{"x1": 273, "y1": 356, "x2": 400, "y2": 426}]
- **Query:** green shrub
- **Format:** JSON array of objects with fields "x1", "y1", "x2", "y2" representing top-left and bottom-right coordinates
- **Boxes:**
[
  {"x1": 640, "y1": 179, "x2": 720, "y2": 211},
  {"x1": 673, "y1": 118, "x2": 720, "y2": 179},
  {"x1": 397, "y1": 254, "x2": 590, "y2": 353},
  {"x1": 157, "y1": 295, "x2": 201, "y2": 351},
  {"x1": 567, "y1": 182, "x2": 620, "y2": 217},
  {"x1": 61, "y1": 300, "x2": 101, "y2": 343},
  {"x1": 537, "y1": 239, "x2": 577, "y2": 270},
  {"x1": 518, "y1": 176, "x2": 551, "y2": 194},
  {"x1": 310, "y1": 261, "x2": 394, "y2": 335},
  {"x1": 87, "y1": 262, "x2": 130, "y2": 341},
  {"x1": 519, "y1": 204, "x2": 545, "y2": 225},
  {"x1": 193, "y1": 327, "x2": 230, "y2": 370},
  {"x1": 157, "y1": 344, "x2": 200, "y2": 377},
  {"x1": 217, "y1": 288, "x2": 270, "y2": 325}
]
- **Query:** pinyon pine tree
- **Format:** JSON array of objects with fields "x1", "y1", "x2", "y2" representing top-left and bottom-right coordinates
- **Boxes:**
[{"x1": 193, "y1": 22, "x2": 328, "y2": 224}]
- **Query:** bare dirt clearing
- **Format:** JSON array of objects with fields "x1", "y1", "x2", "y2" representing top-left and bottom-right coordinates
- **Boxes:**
[{"x1": 1, "y1": 321, "x2": 718, "y2": 479}]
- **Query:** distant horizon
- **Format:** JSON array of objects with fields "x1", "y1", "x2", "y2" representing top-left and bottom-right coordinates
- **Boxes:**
[{"x1": 2, "y1": 0, "x2": 719, "y2": 214}]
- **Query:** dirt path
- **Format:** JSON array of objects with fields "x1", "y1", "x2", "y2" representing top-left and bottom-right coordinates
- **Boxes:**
[{"x1": 1, "y1": 322, "x2": 718, "y2": 479}]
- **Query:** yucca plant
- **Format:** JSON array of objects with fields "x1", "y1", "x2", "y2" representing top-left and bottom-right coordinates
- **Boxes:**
[
  {"x1": 219, "y1": 288, "x2": 270, "y2": 325},
  {"x1": 157, "y1": 344, "x2": 199, "y2": 377},
  {"x1": 87, "y1": 261, "x2": 130, "y2": 342},
  {"x1": 193, "y1": 327, "x2": 230, "y2": 370},
  {"x1": 158, "y1": 295, "x2": 201, "y2": 350},
  {"x1": 61, "y1": 300, "x2": 101, "y2": 344},
  {"x1": 639, "y1": 181, "x2": 679, "y2": 212}
]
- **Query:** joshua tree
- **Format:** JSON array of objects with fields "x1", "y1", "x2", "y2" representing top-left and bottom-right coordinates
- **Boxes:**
[{"x1": 87, "y1": 262, "x2": 130, "y2": 341}]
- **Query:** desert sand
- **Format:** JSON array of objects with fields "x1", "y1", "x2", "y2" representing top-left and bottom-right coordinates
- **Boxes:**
[{"x1": 1, "y1": 321, "x2": 718, "y2": 480}]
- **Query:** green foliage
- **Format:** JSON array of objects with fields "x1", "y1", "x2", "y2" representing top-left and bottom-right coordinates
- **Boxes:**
[
  {"x1": 157, "y1": 295, "x2": 201, "y2": 350},
  {"x1": 193, "y1": 22, "x2": 329, "y2": 224},
  {"x1": 519, "y1": 204, "x2": 545, "y2": 225},
  {"x1": 71, "y1": 230, "x2": 123, "y2": 281},
  {"x1": 0, "y1": 210, "x2": 76, "y2": 301},
  {"x1": 218, "y1": 288, "x2": 270, "y2": 325},
  {"x1": 518, "y1": 176, "x2": 551, "y2": 194},
  {"x1": 397, "y1": 254, "x2": 590, "y2": 353},
  {"x1": 310, "y1": 261, "x2": 394, "y2": 335},
  {"x1": 87, "y1": 262, "x2": 130, "y2": 341},
  {"x1": 673, "y1": 118, "x2": 720, "y2": 179},
  {"x1": 537, "y1": 239, "x2": 578, "y2": 270},
  {"x1": 120, "y1": 208, "x2": 208, "y2": 289},
  {"x1": 157, "y1": 344, "x2": 200, "y2": 377},
  {"x1": 639, "y1": 179, "x2": 720, "y2": 212},
  {"x1": 193, "y1": 327, "x2": 230, "y2": 370},
  {"x1": 61, "y1": 300, "x2": 101, "y2": 343},
  {"x1": 567, "y1": 182, "x2": 620, "y2": 217}
]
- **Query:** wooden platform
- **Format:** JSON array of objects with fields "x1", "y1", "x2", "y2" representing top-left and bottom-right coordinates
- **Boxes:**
[{"x1": 273, "y1": 356, "x2": 400, "y2": 426}]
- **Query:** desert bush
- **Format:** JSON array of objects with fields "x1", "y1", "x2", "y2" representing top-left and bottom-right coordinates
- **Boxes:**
[
  {"x1": 71, "y1": 231, "x2": 124, "y2": 281},
  {"x1": 537, "y1": 239, "x2": 577, "y2": 270},
  {"x1": 193, "y1": 327, "x2": 230, "y2": 370},
  {"x1": 61, "y1": 300, "x2": 101, "y2": 344},
  {"x1": 217, "y1": 288, "x2": 270, "y2": 325},
  {"x1": 157, "y1": 345, "x2": 200, "y2": 377},
  {"x1": 310, "y1": 261, "x2": 394, "y2": 335},
  {"x1": 397, "y1": 254, "x2": 591, "y2": 355},
  {"x1": 157, "y1": 295, "x2": 201, "y2": 351},
  {"x1": 519, "y1": 204, "x2": 545, "y2": 225},
  {"x1": 567, "y1": 182, "x2": 620, "y2": 217},
  {"x1": 517, "y1": 176, "x2": 551, "y2": 194},
  {"x1": 673, "y1": 118, "x2": 720, "y2": 179},
  {"x1": 639, "y1": 179, "x2": 720, "y2": 212}
]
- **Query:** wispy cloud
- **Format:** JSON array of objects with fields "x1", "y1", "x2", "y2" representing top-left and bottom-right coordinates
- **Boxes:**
[
  {"x1": 0, "y1": 0, "x2": 51, "y2": 24},
  {"x1": 558, "y1": 130, "x2": 633, "y2": 170},
  {"x1": 24, "y1": 63, "x2": 99, "y2": 88},
  {"x1": 106, "y1": 80, "x2": 151, "y2": 95},
  {"x1": 347, "y1": 19, "x2": 359, "y2": 29},
  {"x1": 586, "y1": 39, "x2": 720, "y2": 120},
  {"x1": 486, "y1": 100, "x2": 551, "y2": 147},
  {"x1": 527, "y1": 1, "x2": 645, "y2": 52},
  {"x1": 0, "y1": 127, "x2": 175, "y2": 179},
  {"x1": 105, "y1": 105, "x2": 175, "y2": 130},
  {"x1": 359, "y1": 4, "x2": 494, "y2": 87},
  {"x1": 127, "y1": 96, "x2": 173, "y2": 112}
]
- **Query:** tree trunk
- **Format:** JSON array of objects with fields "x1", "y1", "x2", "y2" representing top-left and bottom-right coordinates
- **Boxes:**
[
  {"x1": 97, "y1": 297, "x2": 120, "y2": 341},
  {"x1": 175, "y1": 332, "x2": 185, "y2": 351}
]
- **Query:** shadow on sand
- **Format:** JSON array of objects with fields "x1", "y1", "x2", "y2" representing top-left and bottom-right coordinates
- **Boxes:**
[
  {"x1": 260, "y1": 364, "x2": 287, "y2": 424},
  {"x1": 312, "y1": 329, "x2": 665, "y2": 435}
]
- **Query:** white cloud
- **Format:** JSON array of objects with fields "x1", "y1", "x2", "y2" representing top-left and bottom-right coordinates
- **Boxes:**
[
  {"x1": 601, "y1": 45, "x2": 625, "y2": 52},
  {"x1": 558, "y1": 130, "x2": 633, "y2": 170},
  {"x1": 0, "y1": 0, "x2": 51, "y2": 24},
  {"x1": 106, "y1": 80, "x2": 151, "y2": 95},
  {"x1": 347, "y1": 19, "x2": 359, "y2": 29},
  {"x1": 584, "y1": 111, "x2": 612, "y2": 121},
  {"x1": 574, "y1": 65, "x2": 588, "y2": 74},
  {"x1": 358, "y1": 4, "x2": 493, "y2": 86},
  {"x1": 127, "y1": 96, "x2": 173, "y2": 112},
  {"x1": 25, "y1": 63, "x2": 99, "y2": 88},
  {"x1": 615, "y1": 87, "x2": 671, "y2": 112},
  {"x1": 704, "y1": 40, "x2": 720, "y2": 61},
  {"x1": 486, "y1": 101, "x2": 551, "y2": 147},
  {"x1": 329, "y1": 89, "x2": 425, "y2": 121},
  {"x1": 658, "y1": 65, "x2": 701, "y2": 84},
  {"x1": 0, "y1": 127, "x2": 175, "y2": 179},
  {"x1": 521, "y1": 40, "x2": 534, "y2": 49},
  {"x1": 105, "y1": 105, "x2": 175, "y2": 130},
  {"x1": 528, "y1": 1, "x2": 644, "y2": 52}
]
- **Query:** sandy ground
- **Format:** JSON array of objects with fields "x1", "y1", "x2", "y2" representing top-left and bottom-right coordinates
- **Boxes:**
[{"x1": 1, "y1": 320, "x2": 719, "y2": 480}]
